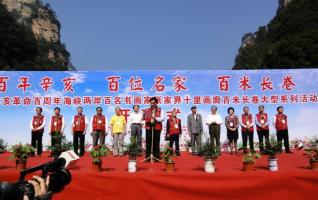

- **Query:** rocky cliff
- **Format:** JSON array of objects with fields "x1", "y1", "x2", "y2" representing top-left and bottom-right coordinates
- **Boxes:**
[
  {"x1": 233, "y1": 0, "x2": 318, "y2": 70},
  {"x1": 0, "y1": 0, "x2": 71, "y2": 70}
]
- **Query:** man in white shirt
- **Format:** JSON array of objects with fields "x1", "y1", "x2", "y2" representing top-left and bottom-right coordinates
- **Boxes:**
[
  {"x1": 205, "y1": 106, "x2": 223, "y2": 151},
  {"x1": 71, "y1": 107, "x2": 89, "y2": 156},
  {"x1": 127, "y1": 105, "x2": 144, "y2": 155},
  {"x1": 29, "y1": 107, "x2": 46, "y2": 156}
]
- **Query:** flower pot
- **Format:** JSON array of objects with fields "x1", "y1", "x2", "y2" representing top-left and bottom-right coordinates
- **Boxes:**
[
  {"x1": 188, "y1": 147, "x2": 192, "y2": 153},
  {"x1": 310, "y1": 160, "x2": 318, "y2": 170},
  {"x1": 268, "y1": 158, "x2": 278, "y2": 171},
  {"x1": 128, "y1": 160, "x2": 137, "y2": 173},
  {"x1": 17, "y1": 160, "x2": 27, "y2": 171},
  {"x1": 165, "y1": 162, "x2": 175, "y2": 172},
  {"x1": 92, "y1": 161, "x2": 102, "y2": 172},
  {"x1": 204, "y1": 159, "x2": 215, "y2": 173},
  {"x1": 243, "y1": 162, "x2": 254, "y2": 172}
]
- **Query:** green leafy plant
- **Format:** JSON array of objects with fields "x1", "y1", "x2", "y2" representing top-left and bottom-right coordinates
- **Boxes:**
[
  {"x1": 90, "y1": 145, "x2": 110, "y2": 164},
  {"x1": 0, "y1": 138, "x2": 7, "y2": 153},
  {"x1": 264, "y1": 134, "x2": 282, "y2": 159},
  {"x1": 199, "y1": 141, "x2": 220, "y2": 160},
  {"x1": 161, "y1": 145, "x2": 174, "y2": 163},
  {"x1": 125, "y1": 137, "x2": 140, "y2": 160},
  {"x1": 242, "y1": 151, "x2": 260, "y2": 164},
  {"x1": 9, "y1": 143, "x2": 35, "y2": 162},
  {"x1": 47, "y1": 133, "x2": 73, "y2": 158}
]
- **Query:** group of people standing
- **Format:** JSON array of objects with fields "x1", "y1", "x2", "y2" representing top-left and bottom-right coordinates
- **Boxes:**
[
  {"x1": 187, "y1": 105, "x2": 292, "y2": 155},
  {"x1": 29, "y1": 97, "x2": 169, "y2": 159},
  {"x1": 29, "y1": 96, "x2": 291, "y2": 160},
  {"x1": 30, "y1": 106, "x2": 131, "y2": 157}
]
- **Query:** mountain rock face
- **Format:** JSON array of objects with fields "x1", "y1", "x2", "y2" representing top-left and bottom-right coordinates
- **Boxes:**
[
  {"x1": 233, "y1": 0, "x2": 318, "y2": 69},
  {"x1": 0, "y1": 0, "x2": 71, "y2": 70},
  {"x1": 278, "y1": 0, "x2": 293, "y2": 8}
]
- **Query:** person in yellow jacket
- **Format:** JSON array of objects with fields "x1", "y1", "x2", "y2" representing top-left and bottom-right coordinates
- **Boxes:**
[{"x1": 110, "y1": 107, "x2": 126, "y2": 156}]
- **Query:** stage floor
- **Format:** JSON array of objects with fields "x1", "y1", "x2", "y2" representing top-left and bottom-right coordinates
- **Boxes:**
[{"x1": 1, "y1": 150, "x2": 317, "y2": 200}]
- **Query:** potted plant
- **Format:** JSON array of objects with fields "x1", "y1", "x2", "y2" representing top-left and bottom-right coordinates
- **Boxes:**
[
  {"x1": 242, "y1": 151, "x2": 260, "y2": 172},
  {"x1": 264, "y1": 134, "x2": 281, "y2": 171},
  {"x1": 303, "y1": 138, "x2": 318, "y2": 170},
  {"x1": 90, "y1": 145, "x2": 110, "y2": 172},
  {"x1": 125, "y1": 137, "x2": 140, "y2": 173},
  {"x1": 161, "y1": 145, "x2": 175, "y2": 172},
  {"x1": 186, "y1": 140, "x2": 192, "y2": 153},
  {"x1": 47, "y1": 134, "x2": 73, "y2": 158},
  {"x1": 199, "y1": 141, "x2": 219, "y2": 173},
  {"x1": 10, "y1": 144, "x2": 35, "y2": 171},
  {"x1": 0, "y1": 138, "x2": 7, "y2": 153}
]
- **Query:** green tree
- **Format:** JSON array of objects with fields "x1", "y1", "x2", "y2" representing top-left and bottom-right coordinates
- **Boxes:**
[{"x1": 234, "y1": 0, "x2": 318, "y2": 69}]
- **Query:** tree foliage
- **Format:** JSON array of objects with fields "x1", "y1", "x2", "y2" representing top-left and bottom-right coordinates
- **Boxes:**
[{"x1": 234, "y1": 0, "x2": 318, "y2": 69}]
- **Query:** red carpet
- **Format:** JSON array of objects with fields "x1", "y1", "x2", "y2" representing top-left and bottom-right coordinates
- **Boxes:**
[{"x1": 1, "y1": 150, "x2": 317, "y2": 200}]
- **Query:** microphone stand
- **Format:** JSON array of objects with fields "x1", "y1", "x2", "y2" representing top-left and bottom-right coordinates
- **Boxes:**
[{"x1": 140, "y1": 124, "x2": 161, "y2": 164}]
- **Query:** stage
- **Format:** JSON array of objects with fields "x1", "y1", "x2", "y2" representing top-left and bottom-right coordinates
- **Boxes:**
[{"x1": 0, "y1": 150, "x2": 317, "y2": 200}]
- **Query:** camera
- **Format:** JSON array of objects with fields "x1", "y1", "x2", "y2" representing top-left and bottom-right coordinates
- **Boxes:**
[{"x1": 0, "y1": 158, "x2": 71, "y2": 200}]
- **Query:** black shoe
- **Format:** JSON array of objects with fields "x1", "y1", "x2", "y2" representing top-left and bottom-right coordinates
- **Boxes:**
[
  {"x1": 285, "y1": 150, "x2": 293, "y2": 154},
  {"x1": 192, "y1": 152, "x2": 197, "y2": 156},
  {"x1": 176, "y1": 152, "x2": 180, "y2": 156}
]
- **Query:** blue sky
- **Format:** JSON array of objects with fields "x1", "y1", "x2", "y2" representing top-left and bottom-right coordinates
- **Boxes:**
[{"x1": 42, "y1": 0, "x2": 278, "y2": 70}]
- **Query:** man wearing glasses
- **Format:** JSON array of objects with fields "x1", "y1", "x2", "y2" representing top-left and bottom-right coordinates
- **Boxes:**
[{"x1": 90, "y1": 107, "x2": 108, "y2": 147}]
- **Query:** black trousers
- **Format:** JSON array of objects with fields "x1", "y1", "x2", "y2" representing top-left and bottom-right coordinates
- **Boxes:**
[
  {"x1": 73, "y1": 131, "x2": 85, "y2": 156},
  {"x1": 131, "y1": 124, "x2": 142, "y2": 152},
  {"x1": 31, "y1": 131, "x2": 43, "y2": 155},
  {"x1": 209, "y1": 124, "x2": 221, "y2": 150},
  {"x1": 277, "y1": 129, "x2": 290, "y2": 152},
  {"x1": 242, "y1": 131, "x2": 254, "y2": 151},
  {"x1": 169, "y1": 134, "x2": 180, "y2": 154},
  {"x1": 145, "y1": 128, "x2": 161, "y2": 159},
  {"x1": 257, "y1": 129, "x2": 270, "y2": 151}
]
